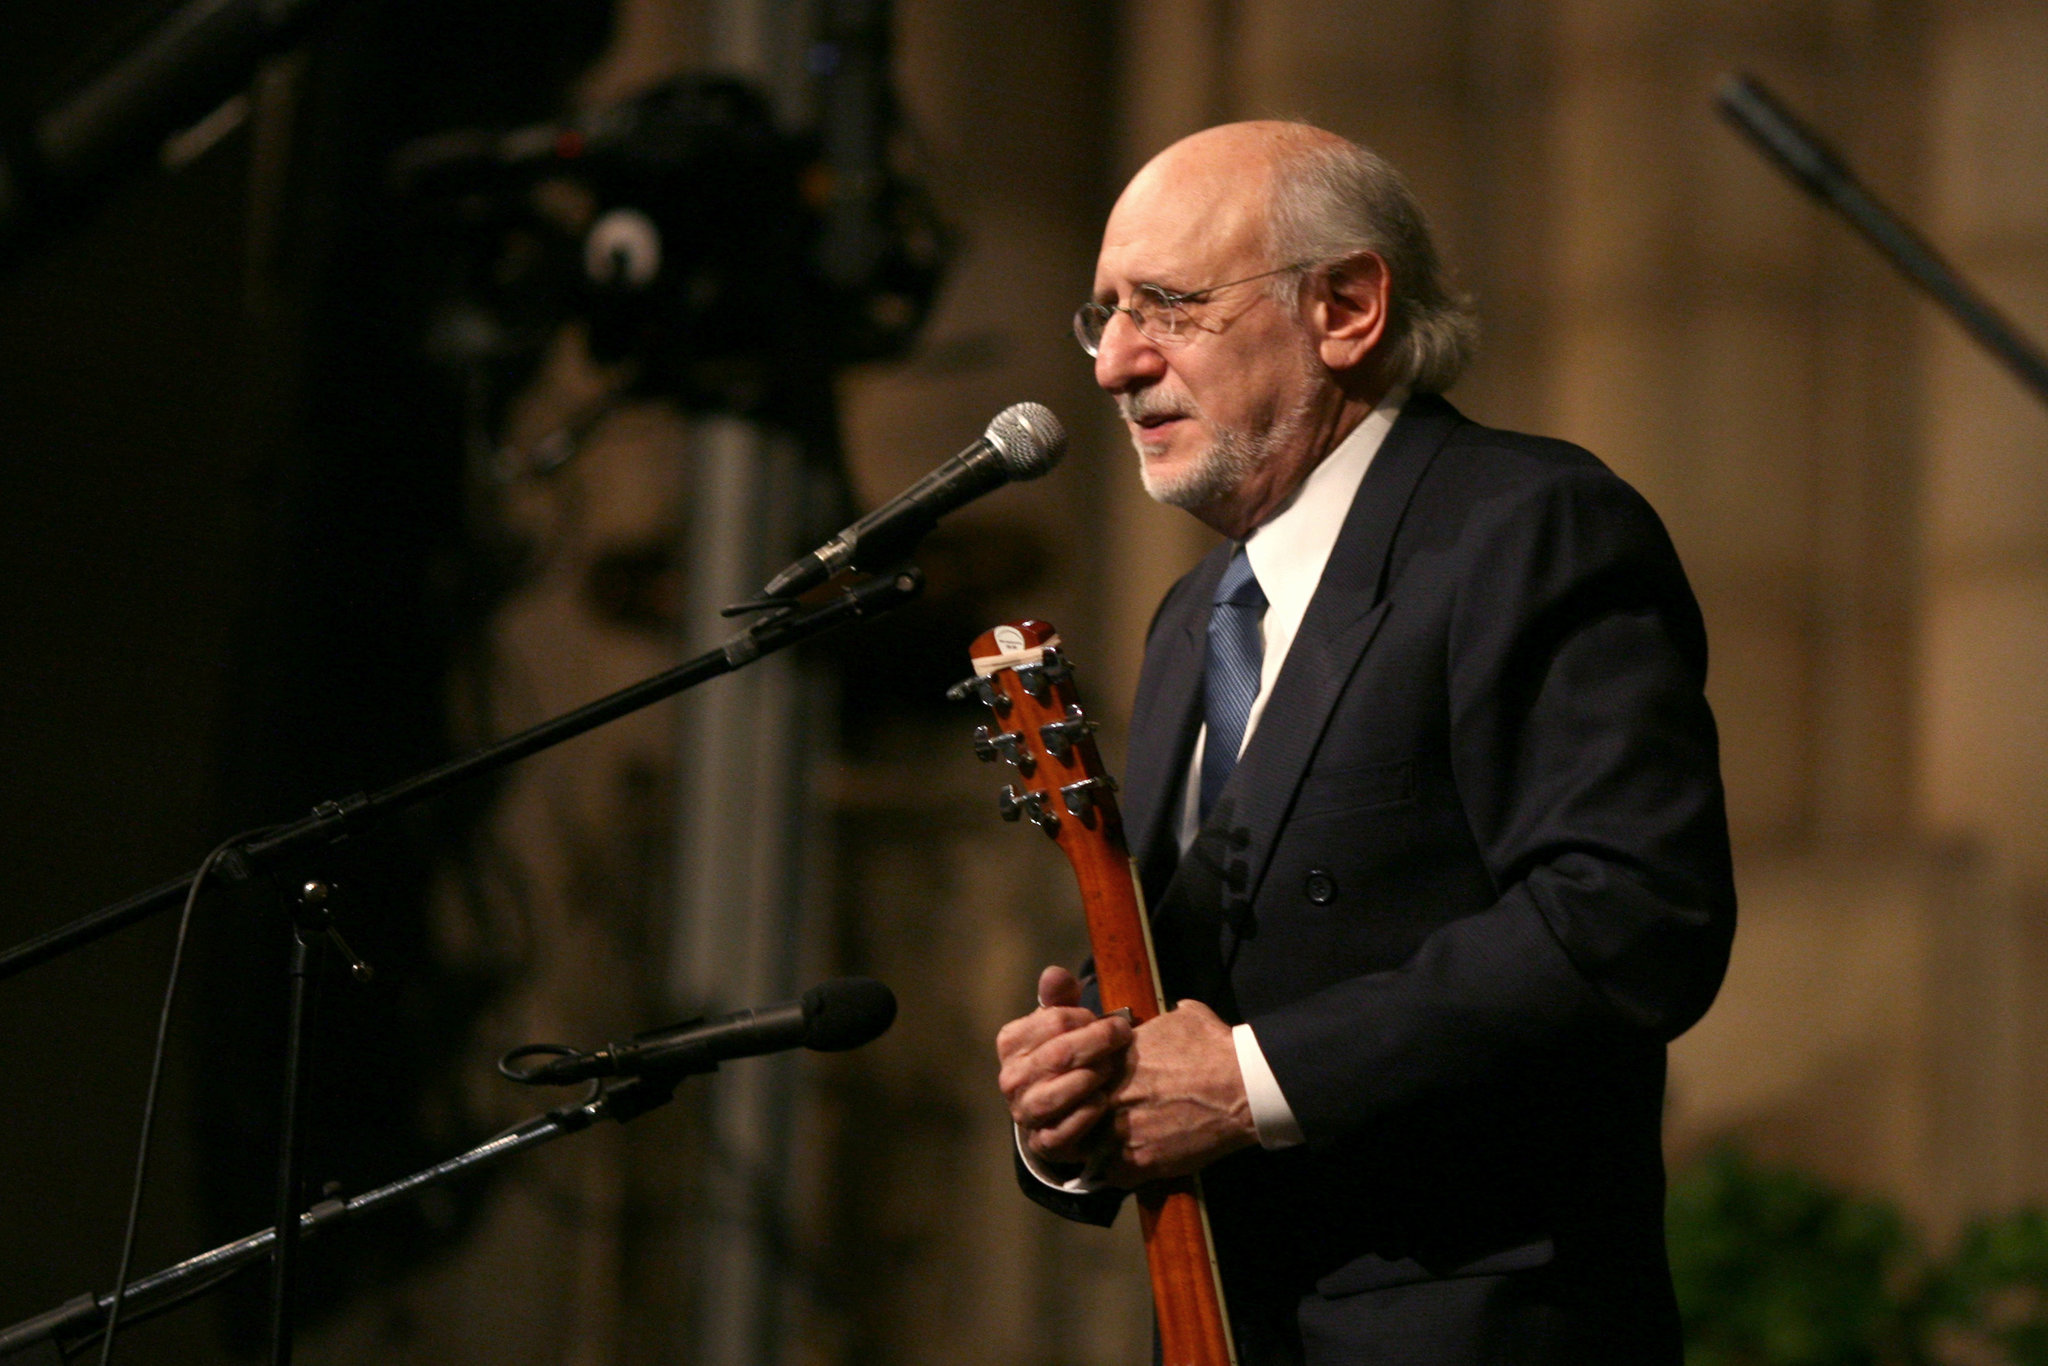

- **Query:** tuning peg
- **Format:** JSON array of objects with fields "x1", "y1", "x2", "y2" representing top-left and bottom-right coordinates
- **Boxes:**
[
  {"x1": 1010, "y1": 648, "x2": 1071, "y2": 701},
  {"x1": 997, "y1": 785, "x2": 1060, "y2": 836},
  {"x1": 1015, "y1": 649, "x2": 1072, "y2": 700},
  {"x1": 1013, "y1": 663, "x2": 1050, "y2": 700},
  {"x1": 1060, "y1": 776, "x2": 1117, "y2": 821},
  {"x1": 1037, "y1": 704, "x2": 1097, "y2": 761},
  {"x1": 946, "y1": 675, "x2": 1011, "y2": 712},
  {"x1": 973, "y1": 725, "x2": 1032, "y2": 770}
]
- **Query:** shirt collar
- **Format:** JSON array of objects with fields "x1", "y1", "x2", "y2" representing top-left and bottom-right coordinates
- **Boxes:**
[{"x1": 1241, "y1": 387, "x2": 1406, "y2": 636}]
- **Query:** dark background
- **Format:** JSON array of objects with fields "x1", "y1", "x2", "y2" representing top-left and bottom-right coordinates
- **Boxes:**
[{"x1": 0, "y1": 2, "x2": 614, "y2": 1351}]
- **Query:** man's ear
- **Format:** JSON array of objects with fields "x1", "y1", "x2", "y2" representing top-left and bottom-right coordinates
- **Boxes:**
[{"x1": 1312, "y1": 252, "x2": 1390, "y2": 373}]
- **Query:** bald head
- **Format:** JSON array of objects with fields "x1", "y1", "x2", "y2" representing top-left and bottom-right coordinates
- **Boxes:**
[
  {"x1": 1132, "y1": 121, "x2": 1353, "y2": 191},
  {"x1": 1105, "y1": 122, "x2": 1346, "y2": 275},
  {"x1": 1105, "y1": 121, "x2": 1475, "y2": 397}
]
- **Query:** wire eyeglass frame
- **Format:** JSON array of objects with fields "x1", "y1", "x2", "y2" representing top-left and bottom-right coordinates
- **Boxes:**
[{"x1": 1073, "y1": 262, "x2": 1311, "y2": 357}]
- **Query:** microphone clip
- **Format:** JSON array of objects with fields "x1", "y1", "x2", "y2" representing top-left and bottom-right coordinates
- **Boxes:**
[
  {"x1": 719, "y1": 595, "x2": 802, "y2": 618},
  {"x1": 496, "y1": 1030, "x2": 721, "y2": 1087},
  {"x1": 718, "y1": 558, "x2": 921, "y2": 620}
]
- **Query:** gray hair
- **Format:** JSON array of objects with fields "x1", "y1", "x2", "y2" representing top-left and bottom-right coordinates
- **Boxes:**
[{"x1": 1264, "y1": 135, "x2": 1477, "y2": 393}]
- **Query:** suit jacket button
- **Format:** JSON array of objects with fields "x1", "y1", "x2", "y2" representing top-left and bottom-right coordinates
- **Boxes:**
[{"x1": 1304, "y1": 869, "x2": 1338, "y2": 905}]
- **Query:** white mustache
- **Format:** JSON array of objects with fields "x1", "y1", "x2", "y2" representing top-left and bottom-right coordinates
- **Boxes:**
[{"x1": 1116, "y1": 389, "x2": 1199, "y2": 425}]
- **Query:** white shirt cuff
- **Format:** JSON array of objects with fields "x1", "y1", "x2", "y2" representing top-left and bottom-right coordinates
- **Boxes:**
[
  {"x1": 1233, "y1": 1022, "x2": 1305, "y2": 1148},
  {"x1": 1015, "y1": 1125, "x2": 1110, "y2": 1192}
]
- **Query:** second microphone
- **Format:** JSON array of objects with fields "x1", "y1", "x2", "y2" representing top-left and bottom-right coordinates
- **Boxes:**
[{"x1": 518, "y1": 977, "x2": 898, "y2": 1084}]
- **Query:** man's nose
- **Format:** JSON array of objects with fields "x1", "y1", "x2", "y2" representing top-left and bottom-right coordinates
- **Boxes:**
[{"x1": 1092, "y1": 310, "x2": 1167, "y2": 393}]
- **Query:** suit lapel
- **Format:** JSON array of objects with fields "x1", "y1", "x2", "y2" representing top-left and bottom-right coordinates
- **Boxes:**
[
  {"x1": 1208, "y1": 394, "x2": 1464, "y2": 916},
  {"x1": 1122, "y1": 543, "x2": 1230, "y2": 895}
]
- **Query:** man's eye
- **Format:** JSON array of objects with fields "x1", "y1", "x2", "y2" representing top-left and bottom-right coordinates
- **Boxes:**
[{"x1": 1136, "y1": 288, "x2": 1183, "y2": 320}]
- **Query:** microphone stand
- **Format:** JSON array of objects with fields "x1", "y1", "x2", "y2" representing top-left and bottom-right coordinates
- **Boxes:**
[
  {"x1": 0, "y1": 566, "x2": 921, "y2": 1365},
  {"x1": 0, "y1": 568, "x2": 921, "y2": 982},
  {"x1": 0, "y1": 1072, "x2": 691, "y2": 1363},
  {"x1": 1718, "y1": 72, "x2": 2048, "y2": 410}
]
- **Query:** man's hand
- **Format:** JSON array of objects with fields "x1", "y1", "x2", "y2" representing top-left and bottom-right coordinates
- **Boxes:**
[
  {"x1": 996, "y1": 966, "x2": 1134, "y2": 1167},
  {"x1": 1101, "y1": 998, "x2": 1258, "y2": 1187},
  {"x1": 998, "y1": 967, "x2": 1261, "y2": 1185}
]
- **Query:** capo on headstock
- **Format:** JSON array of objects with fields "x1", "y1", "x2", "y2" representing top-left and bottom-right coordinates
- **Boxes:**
[{"x1": 965, "y1": 619, "x2": 1061, "y2": 676}]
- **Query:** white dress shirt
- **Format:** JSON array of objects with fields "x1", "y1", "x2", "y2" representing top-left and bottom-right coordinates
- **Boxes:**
[
  {"x1": 1021, "y1": 391, "x2": 1405, "y2": 1191},
  {"x1": 1178, "y1": 389, "x2": 1403, "y2": 1150}
]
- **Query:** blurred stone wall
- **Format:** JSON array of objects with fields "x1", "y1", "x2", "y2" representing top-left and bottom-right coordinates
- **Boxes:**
[
  {"x1": 837, "y1": 0, "x2": 2048, "y2": 1333},
  {"x1": 681, "y1": 0, "x2": 2048, "y2": 1354}
]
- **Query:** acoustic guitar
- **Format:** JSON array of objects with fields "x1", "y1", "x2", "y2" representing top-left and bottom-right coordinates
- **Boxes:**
[{"x1": 952, "y1": 618, "x2": 1238, "y2": 1366}]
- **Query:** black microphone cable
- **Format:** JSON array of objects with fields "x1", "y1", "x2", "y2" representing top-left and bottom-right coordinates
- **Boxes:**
[{"x1": 96, "y1": 823, "x2": 277, "y2": 1366}]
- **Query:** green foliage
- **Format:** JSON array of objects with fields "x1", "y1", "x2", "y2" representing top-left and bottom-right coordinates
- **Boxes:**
[
  {"x1": 1669, "y1": 1148, "x2": 1916, "y2": 1366},
  {"x1": 1668, "y1": 1148, "x2": 2048, "y2": 1366},
  {"x1": 1923, "y1": 1209, "x2": 2048, "y2": 1366}
]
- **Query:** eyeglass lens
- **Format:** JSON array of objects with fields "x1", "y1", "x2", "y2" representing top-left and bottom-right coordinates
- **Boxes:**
[{"x1": 1074, "y1": 286, "x2": 1181, "y2": 355}]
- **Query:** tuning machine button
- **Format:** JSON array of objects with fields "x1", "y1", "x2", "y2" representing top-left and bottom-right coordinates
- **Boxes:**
[
  {"x1": 1012, "y1": 647, "x2": 1070, "y2": 702},
  {"x1": 945, "y1": 675, "x2": 1011, "y2": 713},
  {"x1": 1037, "y1": 704, "x2": 1097, "y2": 761},
  {"x1": 973, "y1": 725, "x2": 1032, "y2": 771},
  {"x1": 997, "y1": 784, "x2": 1060, "y2": 836},
  {"x1": 1059, "y1": 776, "x2": 1117, "y2": 820}
]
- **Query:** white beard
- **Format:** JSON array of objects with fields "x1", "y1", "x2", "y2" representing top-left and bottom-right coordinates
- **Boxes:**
[
  {"x1": 1136, "y1": 416, "x2": 1264, "y2": 509},
  {"x1": 1121, "y1": 339, "x2": 1322, "y2": 512}
]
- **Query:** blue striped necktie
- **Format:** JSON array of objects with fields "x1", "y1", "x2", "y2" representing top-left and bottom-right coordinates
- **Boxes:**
[{"x1": 1201, "y1": 545, "x2": 1267, "y2": 821}]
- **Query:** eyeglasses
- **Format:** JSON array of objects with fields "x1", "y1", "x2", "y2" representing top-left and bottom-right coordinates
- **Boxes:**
[{"x1": 1072, "y1": 263, "x2": 1309, "y2": 357}]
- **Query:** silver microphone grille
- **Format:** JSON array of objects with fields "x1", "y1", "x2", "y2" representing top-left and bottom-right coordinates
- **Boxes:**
[{"x1": 983, "y1": 402, "x2": 1068, "y2": 479}]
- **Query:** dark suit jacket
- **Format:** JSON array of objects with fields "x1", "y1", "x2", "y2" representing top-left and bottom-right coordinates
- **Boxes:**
[{"x1": 1022, "y1": 395, "x2": 1736, "y2": 1365}]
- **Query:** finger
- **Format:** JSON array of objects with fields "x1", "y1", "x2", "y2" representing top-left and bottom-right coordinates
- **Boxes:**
[
  {"x1": 1010, "y1": 1063, "x2": 1119, "y2": 1128},
  {"x1": 1000, "y1": 1028, "x2": 1126, "y2": 1107},
  {"x1": 1042, "y1": 1012, "x2": 1134, "y2": 1073},
  {"x1": 1013, "y1": 1013, "x2": 1131, "y2": 1083},
  {"x1": 995, "y1": 1006, "x2": 1101, "y2": 1062},
  {"x1": 1025, "y1": 1098, "x2": 1114, "y2": 1164},
  {"x1": 1037, "y1": 964, "x2": 1082, "y2": 1009},
  {"x1": 997, "y1": 1003, "x2": 1101, "y2": 1053}
]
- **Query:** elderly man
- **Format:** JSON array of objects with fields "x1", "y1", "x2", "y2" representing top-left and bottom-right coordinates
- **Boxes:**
[{"x1": 994, "y1": 122, "x2": 1735, "y2": 1364}]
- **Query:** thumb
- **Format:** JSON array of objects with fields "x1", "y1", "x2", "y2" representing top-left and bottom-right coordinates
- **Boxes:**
[{"x1": 1036, "y1": 964, "x2": 1083, "y2": 1010}]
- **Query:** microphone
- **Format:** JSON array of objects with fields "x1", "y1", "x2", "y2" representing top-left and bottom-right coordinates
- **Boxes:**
[
  {"x1": 761, "y1": 402, "x2": 1066, "y2": 598},
  {"x1": 522, "y1": 977, "x2": 897, "y2": 1084}
]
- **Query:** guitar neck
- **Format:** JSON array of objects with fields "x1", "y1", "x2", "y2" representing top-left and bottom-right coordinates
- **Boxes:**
[{"x1": 958, "y1": 619, "x2": 1239, "y2": 1366}]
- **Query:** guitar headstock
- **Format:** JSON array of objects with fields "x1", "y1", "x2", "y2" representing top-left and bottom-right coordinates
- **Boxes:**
[{"x1": 947, "y1": 619, "x2": 1124, "y2": 851}]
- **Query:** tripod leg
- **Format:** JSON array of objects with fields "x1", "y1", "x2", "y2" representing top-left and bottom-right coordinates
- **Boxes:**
[{"x1": 267, "y1": 881, "x2": 331, "y2": 1366}]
